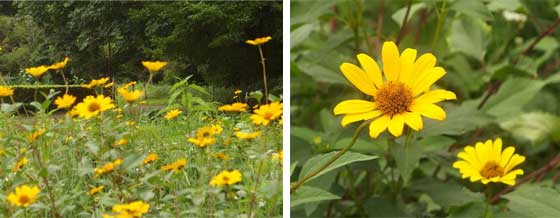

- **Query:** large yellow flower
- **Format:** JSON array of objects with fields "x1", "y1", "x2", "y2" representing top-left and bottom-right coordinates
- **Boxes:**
[
  {"x1": 73, "y1": 95, "x2": 115, "y2": 119},
  {"x1": 235, "y1": 131, "x2": 261, "y2": 140},
  {"x1": 246, "y1": 36, "x2": 272, "y2": 46},
  {"x1": 333, "y1": 41, "x2": 456, "y2": 138},
  {"x1": 25, "y1": 65, "x2": 49, "y2": 77},
  {"x1": 218, "y1": 102, "x2": 248, "y2": 112},
  {"x1": 0, "y1": 86, "x2": 14, "y2": 97},
  {"x1": 54, "y1": 94, "x2": 76, "y2": 109},
  {"x1": 7, "y1": 185, "x2": 40, "y2": 207},
  {"x1": 48, "y1": 57, "x2": 70, "y2": 70},
  {"x1": 250, "y1": 102, "x2": 283, "y2": 126},
  {"x1": 117, "y1": 86, "x2": 143, "y2": 103},
  {"x1": 141, "y1": 61, "x2": 168, "y2": 73},
  {"x1": 110, "y1": 200, "x2": 150, "y2": 218},
  {"x1": 83, "y1": 77, "x2": 110, "y2": 89},
  {"x1": 161, "y1": 158, "x2": 187, "y2": 173},
  {"x1": 453, "y1": 138, "x2": 525, "y2": 186},
  {"x1": 210, "y1": 170, "x2": 242, "y2": 186}
]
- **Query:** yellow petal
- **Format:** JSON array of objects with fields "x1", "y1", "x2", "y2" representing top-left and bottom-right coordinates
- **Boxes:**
[
  {"x1": 410, "y1": 103, "x2": 446, "y2": 120},
  {"x1": 502, "y1": 169, "x2": 524, "y2": 181},
  {"x1": 483, "y1": 139, "x2": 494, "y2": 162},
  {"x1": 493, "y1": 138, "x2": 502, "y2": 162},
  {"x1": 340, "y1": 63, "x2": 377, "y2": 96},
  {"x1": 334, "y1": 100, "x2": 377, "y2": 115},
  {"x1": 499, "y1": 146, "x2": 515, "y2": 168},
  {"x1": 341, "y1": 110, "x2": 382, "y2": 127},
  {"x1": 387, "y1": 114, "x2": 405, "y2": 137},
  {"x1": 369, "y1": 115, "x2": 390, "y2": 138},
  {"x1": 382, "y1": 41, "x2": 400, "y2": 81},
  {"x1": 402, "y1": 111, "x2": 423, "y2": 131},
  {"x1": 475, "y1": 141, "x2": 489, "y2": 165},
  {"x1": 409, "y1": 53, "x2": 436, "y2": 85},
  {"x1": 357, "y1": 53, "x2": 383, "y2": 89},
  {"x1": 412, "y1": 67, "x2": 446, "y2": 96},
  {"x1": 464, "y1": 146, "x2": 482, "y2": 170},
  {"x1": 504, "y1": 154, "x2": 525, "y2": 173},
  {"x1": 414, "y1": 90, "x2": 457, "y2": 104},
  {"x1": 398, "y1": 48, "x2": 417, "y2": 85}
]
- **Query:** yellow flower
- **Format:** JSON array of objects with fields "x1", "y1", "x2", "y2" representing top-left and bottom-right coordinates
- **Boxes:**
[
  {"x1": 125, "y1": 81, "x2": 137, "y2": 87},
  {"x1": 211, "y1": 124, "x2": 223, "y2": 134},
  {"x1": 12, "y1": 157, "x2": 28, "y2": 173},
  {"x1": 313, "y1": 136, "x2": 322, "y2": 145},
  {"x1": 246, "y1": 36, "x2": 272, "y2": 46},
  {"x1": 105, "y1": 82, "x2": 114, "y2": 88},
  {"x1": 272, "y1": 150, "x2": 283, "y2": 165},
  {"x1": 161, "y1": 158, "x2": 187, "y2": 173},
  {"x1": 333, "y1": 41, "x2": 457, "y2": 138},
  {"x1": 0, "y1": 86, "x2": 14, "y2": 97},
  {"x1": 235, "y1": 131, "x2": 261, "y2": 140},
  {"x1": 113, "y1": 139, "x2": 128, "y2": 147},
  {"x1": 164, "y1": 109, "x2": 182, "y2": 120},
  {"x1": 87, "y1": 185, "x2": 104, "y2": 196},
  {"x1": 117, "y1": 86, "x2": 144, "y2": 103},
  {"x1": 7, "y1": 185, "x2": 40, "y2": 207},
  {"x1": 83, "y1": 77, "x2": 110, "y2": 89},
  {"x1": 25, "y1": 65, "x2": 49, "y2": 77},
  {"x1": 234, "y1": 89, "x2": 242, "y2": 95},
  {"x1": 188, "y1": 125, "x2": 220, "y2": 148},
  {"x1": 143, "y1": 153, "x2": 158, "y2": 164},
  {"x1": 94, "y1": 159, "x2": 122, "y2": 178},
  {"x1": 27, "y1": 129, "x2": 46, "y2": 143},
  {"x1": 73, "y1": 95, "x2": 115, "y2": 119},
  {"x1": 54, "y1": 94, "x2": 76, "y2": 109},
  {"x1": 250, "y1": 102, "x2": 283, "y2": 126},
  {"x1": 212, "y1": 153, "x2": 230, "y2": 161},
  {"x1": 453, "y1": 138, "x2": 525, "y2": 186},
  {"x1": 210, "y1": 170, "x2": 242, "y2": 186},
  {"x1": 111, "y1": 200, "x2": 150, "y2": 218},
  {"x1": 218, "y1": 102, "x2": 248, "y2": 112},
  {"x1": 141, "y1": 61, "x2": 168, "y2": 73},
  {"x1": 48, "y1": 57, "x2": 70, "y2": 70}
]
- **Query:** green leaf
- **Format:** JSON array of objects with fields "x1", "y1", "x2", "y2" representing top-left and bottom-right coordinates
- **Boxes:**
[
  {"x1": 122, "y1": 153, "x2": 145, "y2": 172},
  {"x1": 501, "y1": 112, "x2": 560, "y2": 144},
  {"x1": 298, "y1": 151, "x2": 378, "y2": 184},
  {"x1": 421, "y1": 101, "x2": 493, "y2": 136},
  {"x1": 365, "y1": 196, "x2": 408, "y2": 217},
  {"x1": 290, "y1": 186, "x2": 340, "y2": 208},
  {"x1": 413, "y1": 180, "x2": 483, "y2": 209},
  {"x1": 295, "y1": 60, "x2": 346, "y2": 85},
  {"x1": 391, "y1": 3, "x2": 426, "y2": 27},
  {"x1": 290, "y1": 161, "x2": 299, "y2": 177},
  {"x1": 450, "y1": 0, "x2": 493, "y2": 21},
  {"x1": 291, "y1": 23, "x2": 316, "y2": 49},
  {"x1": 448, "y1": 16, "x2": 489, "y2": 61},
  {"x1": 505, "y1": 184, "x2": 560, "y2": 217},
  {"x1": 487, "y1": 0, "x2": 522, "y2": 11},
  {"x1": 392, "y1": 140, "x2": 423, "y2": 184}
]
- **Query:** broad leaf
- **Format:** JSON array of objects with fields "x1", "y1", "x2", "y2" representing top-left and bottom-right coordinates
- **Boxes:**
[
  {"x1": 298, "y1": 151, "x2": 378, "y2": 184},
  {"x1": 291, "y1": 186, "x2": 340, "y2": 208}
]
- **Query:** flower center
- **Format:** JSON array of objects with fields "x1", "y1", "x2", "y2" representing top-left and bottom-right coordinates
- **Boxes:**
[
  {"x1": 263, "y1": 112, "x2": 274, "y2": 120},
  {"x1": 480, "y1": 161, "x2": 504, "y2": 178},
  {"x1": 19, "y1": 195, "x2": 30, "y2": 204},
  {"x1": 223, "y1": 176, "x2": 230, "y2": 183},
  {"x1": 374, "y1": 81, "x2": 413, "y2": 116},
  {"x1": 88, "y1": 102, "x2": 101, "y2": 112}
]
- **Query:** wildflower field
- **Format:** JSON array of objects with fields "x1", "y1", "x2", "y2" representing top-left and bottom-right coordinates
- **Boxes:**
[
  {"x1": 0, "y1": 2, "x2": 283, "y2": 217},
  {"x1": 291, "y1": 0, "x2": 560, "y2": 217}
]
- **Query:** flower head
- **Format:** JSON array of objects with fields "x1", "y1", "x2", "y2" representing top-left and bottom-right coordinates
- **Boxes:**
[
  {"x1": 250, "y1": 102, "x2": 283, "y2": 126},
  {"x1": 111, "y1": 200, "x2": 150, "y2": 218},
  {"x1": 0, "y1": 86, "x2": 14, "y2": 97},
  {"x1": 94, "y1": 159, "x2": 122, "y2": 178},
  {"x1": 12, "y1": 157, "x2": 28, "y2": 173},
  {"x1": 54, "y1": 94, "x2": 76, "y2": 109},
  {"x1": 117, "y1": 86, "x2": 143, "y2": 103},
  {"x1": 235, "y1": 131, "x2": 261, "y2": 140},
  {"x1": 246, "y1": 36, "x2": 272, "y2": 46},
  {"x1": 212, "y1": 153, "x2": 230, "y2": 161},
  {"x1": 188, "y1": 125, "x2": 221, "y2": 148},
  {"x1": 27, "y1": 129, "x2": 46, "y2": 143},
  {"x1": 234, "y1": 89, "x2": 242, "y2": 95},
  {"x1": 73, "y1": 95, "x2": 115, "y2": 119},
  {"x1": 453, "y1": 138, "x2": 525, "y2": 186},
  {"x1": 210, "y1": 170, "x2": 242, "y2": 186},
  {"x1": 161, "y1": 158, "x2": 187, "y2": 173},
  {"x1": 83, "y1": 77, "x2": 110, "y2": 89},
  {"x1": 48, "y1": 57, "x2": 70, "y2": 70},
  {"x1": 143, "y1": 153, "x2": 158, "y2": 164},
  {"x1": 87, "y1": 185, "x2": 104, "y2": 196},
  {"x1": 164, "y1": 109, "x2": 182, "y2": 120},
  {"x1": 25, "y1": 65, "x2": 49, "y2": 77},
  {"x1": 218, "y1": 102, "x2": 248, "y2": 112},
  {"x1": 141, "y1": 61, "x2": 168, "y2": 73},
  {"x1": 7, "y1": 185, "x2": 40, "y2": 207},
  {"x1": 333, "y1": 41, "x2": 456, "y2": 138},
  {"x1": 272, "y1": 150, "x2": 283, "y2": 165}
]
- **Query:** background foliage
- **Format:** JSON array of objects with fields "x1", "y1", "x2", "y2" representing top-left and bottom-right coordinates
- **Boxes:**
[{"x1": 291, "y1": 0, "x2": 560, "y2": 217}]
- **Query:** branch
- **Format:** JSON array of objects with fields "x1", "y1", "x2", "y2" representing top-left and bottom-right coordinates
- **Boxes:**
[{"x1": 395, "y1": 0, "x2": 412, "y2": 45}]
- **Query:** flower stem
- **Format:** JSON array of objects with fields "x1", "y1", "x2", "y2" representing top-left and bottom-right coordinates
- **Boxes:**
[
  {"x1": 290, "y1": 121, "x2": 369, "y2": 193},
  {"x1": 257, "y1": 45, "x2": 269, "y2": 104},
  {"x1": 247, "y1": 127, "x2": 269, "y2": 218},
  {"x1": 431, "y1": 0, "x2": 447, "y2": 50}
]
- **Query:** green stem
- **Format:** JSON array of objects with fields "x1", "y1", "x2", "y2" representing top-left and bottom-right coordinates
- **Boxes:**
[
  {"x1": 431, "y1": 0, "x2": 447, "y2": 50},
  {"x1": 257, "y1": 45, "x2": 269, "y2": 104},
  {"x1": 290, "y1": 121, "x2": 369, "y2": 193}
]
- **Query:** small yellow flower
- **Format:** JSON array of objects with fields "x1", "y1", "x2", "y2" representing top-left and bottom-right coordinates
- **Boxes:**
[
  {"x1": 313, "y1": 136, "x2": 322, "y2": 145},
  {"x1": 246, "y1": 36, "x2": 272, "y2": 46},
  {"x1": 54, "y1": 94, "x2": 77, "y2": 109},
  {"x1": 7, "y1": 185, "x2": 40, "y2": 207},
  {"x1": 250, "y1": 102, "x2": 283, "y2": 126},
  {"x1": 104, "y1": 82, "x2": 114, "y2": 88},
  {"x1": 188, "y1": 126, "x2": 218, "y2": 148},
  {"x1": 110, "y1": 200, "x2": 150, "y2": 218},
  {"x1": 218, "y1": 102, "x2": 248, "y2": 112},
  {"x1": 234, "y1": 89, "x2": 242, "y2": 95},
  {"x1": 94, "y1": 159, "x2": 122, "y2": 178},
  {"x1": 12, "y1": 157, "x2": 28, "y2": 173},
  {"x1": 164, "y1": 109, "x2": 182, "y2": 120},
  {"x1": 210, "y1": 170, "x2": 242, "y2": 186},
  {"x1": 161, "y1": 158, "x2": 187, "y2": 173},
  {"x1": 117, "y1": 86, "x2": 144, "y2": 103},
  {"x1": 453, "y1": 138, "x2": 525, "y2": 186},
  {"x1": 27, "y1": 129, "x2": 46, "y2": 143},
  {"x1": 272, "y1": 150, "x2": 283, "y2": 165},
  {"x1": 82, "y1": 77, "x2": 110, "y2": 89},
  {"x1": 211, "y1": 124, "x2": 223, "y2": 134},
  {"x1": 113, "y1": 139, "x2": 128, "y2": 147},
  {"x1": 87, "y1": 185, "x2": 104, "y2": 196},
  {"x1": 235, "y1": 131, "x2": 261, "y2": 140},
  {"x1": 73, "y1": 95, "x2": 115, "y2": 119},
  {"x1": 48, "y1": 57, "x2": 70, "y2": 70},
  {"x1": 25, "y1": 65, "x2": 49, "y2": 77},
  {"x1": 0, "y1": 86, "x2": 14, "y2": 97},
  {"x1": 125, "y1": 120, "x2": 136, "y2": 127},
  {"x1": 143, "y1": 153, "x2": 158, "y2": 164},
  {"x1": 212, "y1": 153, "x2": 230, "y2": 161},
  {"x1": 141, "y1": 61, "x2": 168, "y2": 73}
]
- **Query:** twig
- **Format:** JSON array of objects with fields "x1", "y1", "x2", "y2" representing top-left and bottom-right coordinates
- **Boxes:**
[
  {"x1": 414, "y1": 9, "x2": 429, "y2": 45},
  {"x1": 477, "y1": 81, "x2": 501, "y2": 110},
  {"x1": 513, "y1": 16, "x2": 560, "y2": 64},
  {"x1": 395, "y1": 0, "x2": 412, "y2": 45}
]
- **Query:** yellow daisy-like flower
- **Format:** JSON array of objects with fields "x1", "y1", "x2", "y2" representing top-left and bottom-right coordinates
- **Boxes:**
[
  {"x1": 218, "y1": 102, "x2": 248, "y2": 112},
  {"x1": 250, "y1": 102, "x2": 283, "y2": 126},
  {"x1": 12, "y1": 157, "x2": 28, "y2": 173},
  {"x1": 117, "y1": 86, "x2": 144, "y2": 103},
  {"x1": 272, "y1": 150, "x2": 283, "y2": 165},
  {"x1": 27, "y1": 128, "x2": 46, "y2": 143},
  {"x1": 141, "y1": 61, "x2": 168, "y2": 73},
  {"x1": 210, "y1": 170, "x2": 242, "y2": 186},
  {"x1": 110, "y1": 200, "x2": 150, "y2": 218},
  {"x1": 453, "y1": 138, "x2": 525, "y2": 186},
  {"x1": 212, "y1": 153, "x2": 230, "y2": 161},
  {"x1": 94, "y1": 159, "x2": 122, "y2": 178},
  {"x1": 25, "y1": 65, "x2": 49, "y2": 77},
  {"x1": 112, "y1": 139, "x2": 128, "y2": 147},
  {"x1": 161, "y1": 158, "x2": 187, "y2": 173},
  {"x1": 333, "y1": 41, "x2": 457, "y2": 138},
  {"x1": 7, "y1": 185, "x2": 40, "y2": 207},
  {"x1": 246, "y1": 36, "x2": 272, "y2": 46},
  {"x1": 0, "y1": 86, "x2": 14, "y2": 97},
  {"x1": 54, "y1": 94, "x2": 76, "y2": 109},
  {"x1": 82, "y1": 77, "x2": 110, "y2": 89},
  {"x1": 234, "y1": 131, "x2": 261, "y2": 140},
  {"x1": 73, "y1": 95, "x2": 116, "y2": 119},
  {"x1": 87, "y1": 185, "x2": 104, "y2": 196},
  {"x1": 164, "y1": 109, "x2": 182, "y2": 120},
  {"x1": 234, "y1": 89, "x2": 242, "y2": 95},
  {"x1": 143, "y1": 153, "x2": 158, "y2": 164},
  {"x1": 188, "y1": 125, "x2": 222, "y2": 148},
  {"x1": 211, "y1": 124, "x2": 223, "y2": 134},
  {"x1": 48, "y1": 57, "x2": 70, "y2": 70}
]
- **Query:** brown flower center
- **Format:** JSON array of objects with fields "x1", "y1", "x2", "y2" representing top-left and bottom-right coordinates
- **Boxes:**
[
  {"x1": 88, "y1": 102, "x2": 101, "y2": 112},
  {"x1": 480, "y1": 161, "x2": 504, "y2": 178},
  {"x1": 374, "y1": 81, "x2": 413, "y2": 116},
  {"x1": 19, "y1": 195, "x2": 30, "y2": 204},
  {"x1": 223, "y1": 176, "x2": 230, "y2": 183},
  {"x1": 263, "y1": 112, "x2": 274, "y2": 120}
]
